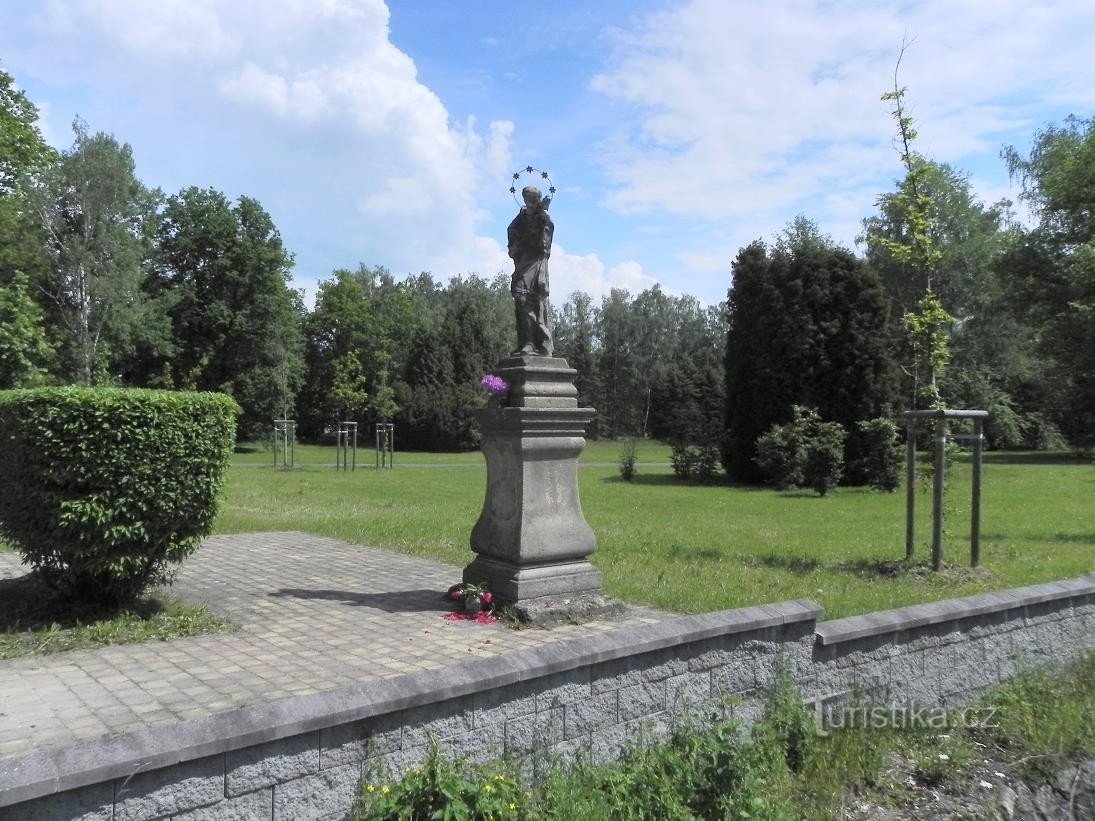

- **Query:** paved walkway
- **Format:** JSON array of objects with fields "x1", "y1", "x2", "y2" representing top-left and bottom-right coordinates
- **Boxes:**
[{"x1": 0, "y1": 534, "x2": 663, "y2": 763}]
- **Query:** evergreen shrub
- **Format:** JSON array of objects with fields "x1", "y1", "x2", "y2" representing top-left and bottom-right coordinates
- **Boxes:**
[
  {"x1": 0, "y1": 387, "x2": 237, "y2": 605},
  {"x1": 755, "y1": 406, "x2": 846, "y2": 495},
  {"x1": 853, "y1": 417, "x2": 903, "y2": 491},
  {"x1": 618, "y1": 438, "x2": 638, "y2": 481},
  {"x1": 754, "y1": 407, "x2": 810, "y2": 490},
  {"x1": 803, "y1": 419, "x2": 846, "y2": 497}
]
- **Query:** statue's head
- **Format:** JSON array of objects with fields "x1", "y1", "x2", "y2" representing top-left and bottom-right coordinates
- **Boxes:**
[{"x1": 521, "y1": 186, "x2": 542, "y2": 208}]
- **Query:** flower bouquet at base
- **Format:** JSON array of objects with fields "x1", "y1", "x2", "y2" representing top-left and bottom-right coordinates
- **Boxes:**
[
  {"x1": 480, "y1": 374, "x2": 509, "y2": 408},
  {"x1": 444, "y1": 581, "x2": 498, "y2": 623}
]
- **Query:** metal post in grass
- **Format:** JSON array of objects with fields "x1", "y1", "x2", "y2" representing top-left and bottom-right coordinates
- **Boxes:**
[
  {"x1": 903, "y1": 409, "x2": 989, "y2": 572},
  {"x1": 375, "y1": 422, "x2": 393, "y2": 470},
  {"x1": 273, "y1": 419, "x2": 295, "y2": 469},
  {"x1": 971, "y1": 417, "x2": 984, "y2": 567},
  {"x1": 905, "y1": 419, "x2": 916, "y2": 560},
  {"x1": 336, "y1": 422, "x2": 357, "y2": 472},
  {"x1": 932, "y1": 416, "x2": 946, "y2": 570}
]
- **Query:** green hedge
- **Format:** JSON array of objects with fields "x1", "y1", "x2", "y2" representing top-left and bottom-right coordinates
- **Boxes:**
[{"x1": 0, "y1": 388, "x2": 237, "y2": 604}]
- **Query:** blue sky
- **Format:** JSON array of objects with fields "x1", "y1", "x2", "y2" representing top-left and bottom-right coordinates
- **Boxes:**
[{"x1": 3, "y1": 0, "x2": 1094, "y2": 308}]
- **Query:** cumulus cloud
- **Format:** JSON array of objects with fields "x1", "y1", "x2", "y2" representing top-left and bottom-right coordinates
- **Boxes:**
[
  {"x1": 591, "y1": 0, "x2": 1095, "y2": 244},
  {"x1": 550, "y1": 247, "x2": 659, "y2": 303},
  {"x1": 10, "y1": 0, "x2": 516, "y2": 299}
]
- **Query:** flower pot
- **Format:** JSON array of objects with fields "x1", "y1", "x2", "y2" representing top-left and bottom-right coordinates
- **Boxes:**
[{"x1": 464, "y1": 594, "x2": 482, "y2": 615}]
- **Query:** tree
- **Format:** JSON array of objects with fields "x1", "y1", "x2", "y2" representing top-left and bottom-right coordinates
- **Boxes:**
[
  {"x1": 32, "y1": 120, "x2": 162, "y2": 385},
  {"x1": 649, "y1": 295, "x2": 725, "y2": 479},
  {"x1": 723, "y1": 218, "x2": 897, "y2": 483},
  {"x1": 297, "y1": 268, "x2": 377, "y2": 437},
  {"x1": 554, "y1": 291, "x2": 600, "y2": 417},
  {"x1": 155, "y1": 187, "x2": 304, "y2": 437},
  {"x1": 0, "y1": 66, "x2": 53, "y2": 195},
  {"x1": 0, "y1": 69, "x2": 55, "y2": 385},
  {"x1": 595, "y1": 288, "x2": 643, "y2": 438},
  {"x1": 1002, "y1": 116, "x2": 1095, "y2": 449},
  {"x1": 0, "y1": 66, "x2": 53, "y2": 295},
  {"x1": 0, "y1": 273, "x2": 55, "y2": 386},
  {"x1": 860, "y1": 56, "x2": 956, "y2": 414}
]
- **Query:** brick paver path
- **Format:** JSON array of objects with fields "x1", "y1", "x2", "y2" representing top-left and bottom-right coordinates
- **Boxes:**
[{"x1": 0, "y1": 533, "x2": 662, "y2": 762}]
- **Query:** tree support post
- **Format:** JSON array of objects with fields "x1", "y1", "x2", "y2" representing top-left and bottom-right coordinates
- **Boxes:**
[
  {"x1": 905, "y1": 420, "x2": 916, "y2": 560},
  {"x1": 970, "y1": 417, "x2": 984, "y2": 567},
  {"x1": 903, "y1": 409, "x2": 989, "y2": 572},
  {"x1": 931, "y1": 417, "x2": 946, "y2": 571}
]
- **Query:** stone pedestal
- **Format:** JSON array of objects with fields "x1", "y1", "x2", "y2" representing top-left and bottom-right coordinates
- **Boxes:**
[{"x1": 464, "y1": 356, "x2": 602, "y2": 603}]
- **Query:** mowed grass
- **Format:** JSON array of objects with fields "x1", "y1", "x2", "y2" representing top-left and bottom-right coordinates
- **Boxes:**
[{"x1": 218, "y1": 442, "x2": 1094, "y2": 619}]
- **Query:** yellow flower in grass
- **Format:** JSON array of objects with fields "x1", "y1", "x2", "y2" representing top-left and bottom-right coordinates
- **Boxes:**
[
  {"x1": 366, "y1": 785, "x2": 375, "y2": 793},
  {"x1": 381, "y1": 786, "x2": 391, "y2": 795},
  {"x1": 509, "y1": 802, "x2": 517, "y2": 811},
  {"x1": 484, "y1": 783, "x2": 494, "y2": 793}
]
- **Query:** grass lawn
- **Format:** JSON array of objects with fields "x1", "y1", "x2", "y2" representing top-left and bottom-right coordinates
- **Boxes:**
[
  {"x1": 0, "y1": 573, "x2": 232, "y2": 659},
  {"x1": 218, "y1": 442, "x2": 1094, "y2": 620}
]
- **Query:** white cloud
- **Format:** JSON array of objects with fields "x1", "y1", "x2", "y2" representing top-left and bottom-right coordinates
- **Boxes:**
[
  {"x1": 219, "y1": 63, "x2": 328, "y2": 121},
  {"x1": 550, "y1": 247, "x2": 658, "y2": 303},
  {"x1": 12, "y1": 0, "x2": 516, "y2": 290},
  {"x1": 591, "y1": 0, "x2": 1095, "y2": 249},
  {"x1": 38, "y1": 0, "x2": 239, "y2": 62},
  {"x1": 413, "y1": 234, "x2": 658, "y2": 308}
]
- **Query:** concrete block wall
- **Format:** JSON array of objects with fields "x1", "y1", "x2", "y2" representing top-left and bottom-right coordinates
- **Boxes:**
[
  {"x1": 811, "y1": 576, "x2": 1095, "y2": 718},
  {"x1": 3, "y1": 577, "x2": 1093, "y2": 820}
]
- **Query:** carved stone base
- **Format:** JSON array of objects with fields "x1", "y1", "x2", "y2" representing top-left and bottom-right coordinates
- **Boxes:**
[
  {"x1": 509, "y1": 591, "x2": 626, "y2": 628},
  {"x1": 464, "y1": 356, "x2": 602, "y2": 604},
  {"x1": 462, "y1": 555, "x2": 602, "y2": 603}
]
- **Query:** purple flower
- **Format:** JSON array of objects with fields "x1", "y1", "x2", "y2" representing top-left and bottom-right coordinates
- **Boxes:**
[{"x1": 480, "y1": 374, "x2": 508, "y2": 395}]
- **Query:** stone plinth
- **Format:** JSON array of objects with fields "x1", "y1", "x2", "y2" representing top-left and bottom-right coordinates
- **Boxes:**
[{"x1": 464, "y1": 356, "x2": 601, "y2": 603}]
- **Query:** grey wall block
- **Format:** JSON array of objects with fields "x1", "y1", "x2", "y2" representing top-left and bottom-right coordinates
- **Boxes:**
[
  {"x1": 505, "y1": 708, "x2": 563, "y2": 757},
  {"x1": 563, "y1": 690, "x2": 618, "y2": 739},
  {"x1": 534, "y1": 667, "x2": 592, "y2": 712},
  {"x1": 225, "y1": 731, "x2": 319, "y2": 797},
  {"x1": 618, "y1": 681, "x2": 666, "y2": 722},
  {"x1": 272, "y1": 762, "x2": 361, "y2": 821},
  {"x1": 114, "y1": 753, "x2": 224, "y2": 821},
  {"x1": 172, "y1": 788, "x2": 273, "y2": 821},
  {"x1": 402, "y1": 697, "x2": 476, "y2": 750}
]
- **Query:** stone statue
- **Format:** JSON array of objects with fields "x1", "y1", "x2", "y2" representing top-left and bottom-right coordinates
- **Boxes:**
[{"x1": 507, "y1": 185, "x2": 554, "y2": 356}]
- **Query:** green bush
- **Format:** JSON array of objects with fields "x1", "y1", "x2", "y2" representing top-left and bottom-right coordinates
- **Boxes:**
[
  {"x1": 619, "y1": 438, "x2": 638, "y2": 481},
  {"x1": 755, "y1": 415, "x2": 807, "y2": 490},
  {"x1": 0, "y1": 388, "x2": 237, "y2": 605},
  {"x1": 852, "y1": 417, "x2": 903, "y2": 491},
  {"x1": 803, "y1": 419, "x2": 846, "y2": 497},
  {"x1": 755, "y1": 406, "x2": 846, "y2": 495}
]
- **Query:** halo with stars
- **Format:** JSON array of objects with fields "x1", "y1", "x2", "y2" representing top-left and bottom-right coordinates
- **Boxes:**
[{"x1": 509, "y1": 166, "x2": 556, "y2": 207}]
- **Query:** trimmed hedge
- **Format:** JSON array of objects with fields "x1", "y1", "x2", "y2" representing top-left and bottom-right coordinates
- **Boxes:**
[{"x1": 0, "y1": 388, "x2": 237, "y2": 605}]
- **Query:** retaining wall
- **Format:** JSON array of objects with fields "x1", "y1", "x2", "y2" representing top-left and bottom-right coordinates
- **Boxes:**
[{"x1": 3, "y1": 576, "x2": 1093, "y2": 820}]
